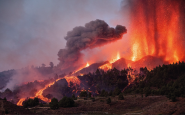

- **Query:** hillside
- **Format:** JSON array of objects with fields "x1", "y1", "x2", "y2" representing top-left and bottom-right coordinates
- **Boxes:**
[
  {"x1": 124, "y1": 61, "x2": 185, "y2": 101},
  {"x1": 0, "y1": 98, "x2": 32, "y2": 114}
]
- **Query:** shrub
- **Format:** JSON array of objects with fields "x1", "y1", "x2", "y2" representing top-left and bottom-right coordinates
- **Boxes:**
[
  {"x1": 113, "y1": 87, "x2": 121, "y2": 96},
  {"x1": 100, "y1": 90, "x2": 108, "y2": 97},
  {"x1": 88, "y1": 92, "x2": 92, "y2": 98},
  {"x1": 49, "y1": 98, "x2": 59, "y2": 110},
  {"x1": 59, "y1": 96, "x2": 74, "y2": 108},
  {"x1": 109, "y1": 90, "x2": 113, "y2": 96},
  {"x1": 3, "y1": 97, "x2": 7, "y2": 101},
  {"x1": 106, "y1": 98, "x2": 111, "y2": 104},
  {"x1": 79, "y1": 91, "x2": 88, "y2": 97},
  {"x1": 5, "y1": 109, "x2": 8, "y2": 114},
  {"x1": 118, "y1": 93, "x2": 124, "y2": 100},
  {"x1": 33, "y1": 97, "x2": 39, "y2": 106},
  {"x1": 72, "y1": 94, "x2": 77, "y2": 100},
  {"x1": 23, "y1": 97, "x2": 39, "y2": 108},
  {"x1": 39, "y1": 103, "x2": 43, "y2": 107}
]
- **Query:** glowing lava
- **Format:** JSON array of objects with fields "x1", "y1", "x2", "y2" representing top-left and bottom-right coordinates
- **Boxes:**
[
  {"x1": 17, "y1": 61, "x2": 90, "y2": 106},
  {"x1": 86, "y1": 62, "x2": 90, "y2": 67},
  {"x1": 129, "y1": 0, "x2": 185, "y2": 63},
  {"x1": 17, "y1": 78, "x2": 63, "y2": 106},
  {"x1": 17, "y1": 98, "x2": 26, "y2": 106},
  {"x1": 99, "y1": 52, "x2": 121, "y2": 71},
  {"x1": 64, "y1": 75, "x2": 81, "y2": 86}
]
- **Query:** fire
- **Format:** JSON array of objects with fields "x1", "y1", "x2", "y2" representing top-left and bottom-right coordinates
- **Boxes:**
[
  {"x1": 73, "y1": 62, "x2": 90, "y2": 74},
  {"x1": 99, "y1": 52, "x2": 120, "y2": 71},
  {"x1": 129, "y1": 0, "x2": 184, "y2": 63},
  {"x1": 132, "y1": 43, "x2": 139, "y2": 61},
  {"x1": 17, "y1": 78, "x2": 63, "y2": 106},
  {"x1": 64, "y1": 75, "x2": 81, "y2": 86},
  {"x1": 17, "y1": 98, "x2": 26, "y2": 106},
  {"x1": 86, "y1": 62, "x2": 90, "y2": 67},
  {"x1": 99, "y1": 63, "x2": 112, "y2": 71},
  {"x1": 109, "y1": 52, "x2": 121, "y2": 63}
]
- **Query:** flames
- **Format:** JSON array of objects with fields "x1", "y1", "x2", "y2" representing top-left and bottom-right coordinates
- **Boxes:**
[
  {"x1": 17, "y1": 98, "x2": 26, "y2": 106},
  {"x1": 17, "y1": 63, "x2": 87, "y2": 106},
  {"x1": 99, "y1": 52, "x2": 121, "y2": 71},
  {"x1": 129, "y1": 0, "x2": 184, "y2": 63},
  {"x1": 16, "y1": 0, "x2": 185, "y2": 106},
  {"x1": 64, "y1": 75, "x2": 81, "y2": 86},
  {"x1": 86, "y1": 62, "x2": 90, "y2": 67}
]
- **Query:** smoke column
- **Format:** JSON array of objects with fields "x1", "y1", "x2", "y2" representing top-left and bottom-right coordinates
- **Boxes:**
[
  {"x1": 57, "y1": 19, "x2": 127, "y2": 71},
  {"x1": 127, "y1": 0, "x2": 185, "y2": 63}
]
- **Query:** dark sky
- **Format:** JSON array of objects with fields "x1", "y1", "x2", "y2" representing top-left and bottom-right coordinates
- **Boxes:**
[{"x1": 0, "y1": 0, "x2": 127, "y2": 72}]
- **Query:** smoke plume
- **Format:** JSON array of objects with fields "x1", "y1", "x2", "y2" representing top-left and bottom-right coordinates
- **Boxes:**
[{"x1": 58, "y1": 19, "x2": 127, "y2": 70}]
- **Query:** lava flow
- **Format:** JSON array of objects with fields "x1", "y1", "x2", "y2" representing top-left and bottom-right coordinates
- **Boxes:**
[
  {"x1": 99, "y1": 52, "x2": 120, "y2": 71},
  {"x1": 64, "y1": 75, "x2": 81, "y2": 86},
  {"x1": 17, "y1": 78, "x2": 63, "y2": 106},
  {"x1": 17, "y1": 63, "x2": 88, "y2": 106},
  {"x1": 17, "y1": 98, "x2": 26, "y2": 106}
]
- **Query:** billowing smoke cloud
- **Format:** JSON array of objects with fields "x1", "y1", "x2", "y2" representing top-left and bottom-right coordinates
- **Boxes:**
[
  {"x1": 58, "y1": 19, "x2": 127, "y2": 70},
  {"x1": 0, "y1": 0, "x2": 122, "y2": 72}
]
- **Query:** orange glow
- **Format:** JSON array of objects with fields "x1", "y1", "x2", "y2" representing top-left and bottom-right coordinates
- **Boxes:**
[
  {"x1": 64, "y1": 75, "x2": 81, "y2": 86},
  {"x1": 99, "y1": 52, "x2": 121, "y2": 71},
  {"x1": 129, "y1": 0, "x2": 184, "y2": 64},
  {"x1": 73, "y1": 62, "x2": 91, "y2": 74},
  {"x1": 86, "y1": 62, "x2": 90, "y2": 67},
  {"x1": 17, "y1": 98, "x2": 26, "y2": 106},
  {"x1": 35, "y1": 78, "x2": 63, "y2": 102},
  {"x1": 109, "y1": 52, "x2": 121, "y2": 63},
  {"x1": 99, "y1": 63, "x2": 112, "y2": 71},
  {"x1": 17, "y1": 78, "x2": 63, "y2": 106},
  {"x1": 131, "y1": 43, "x2": 139, "y2": 61}
]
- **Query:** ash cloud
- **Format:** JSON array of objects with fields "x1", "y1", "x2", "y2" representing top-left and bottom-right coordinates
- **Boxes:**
[
  {"x1": 58, "y1": 19, "x2": 127, "y2": 70},
  {"x1": 0, "y1": 0, "x2": 122, "y2": 72}
]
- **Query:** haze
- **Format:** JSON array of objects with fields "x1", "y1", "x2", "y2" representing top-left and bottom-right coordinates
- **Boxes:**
[{"x1": 0, "y1": 0, "x2": 126, "y2": 72}]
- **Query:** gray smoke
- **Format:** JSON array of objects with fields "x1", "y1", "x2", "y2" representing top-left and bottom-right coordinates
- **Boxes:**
[{"x1": 58, "y1": 19, "x2": 127, "y2": 70}]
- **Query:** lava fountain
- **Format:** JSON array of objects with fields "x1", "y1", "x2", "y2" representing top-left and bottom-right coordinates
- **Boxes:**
[{"x1": 128, "y1": 0, "x2": 185, "y2": 63}]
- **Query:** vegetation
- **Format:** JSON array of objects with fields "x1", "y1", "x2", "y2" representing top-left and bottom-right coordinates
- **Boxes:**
[
  {"x1": 49, "y1": 98, "x2": 59, "y2": 110},
  {"x1": 59, "y1": 96, "x2": 75, "y2": 108},
  {"x1": 23, "y1": 97, "x2": 39, "y2": 108},
  {"x1": 124, "y1": 61, "x2": 185, "y2": 101},
  {"x1": 118, "y1": 93, "x2": 124, "y2": 100},
  {"x1": 106, "y1": 97, "x2": 111, "y2": 104},
  {"x1": 78, "y1": 68, "x2": 128, "y2": 96},
  {"x1": 79, "y1": 91, "x2": 88, "y2": 97},
  {"x1": 72, "y1": 94, "x2": 77, "y2": 100}
]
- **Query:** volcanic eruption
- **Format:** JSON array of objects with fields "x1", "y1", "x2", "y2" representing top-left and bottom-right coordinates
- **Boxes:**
[
  {"x1": 15, "y1": 19, "x2": 127, "y2": 106},
  {"x1": 57, "y1": 19, "x2": 127, "y2": 73},
  {"x1": 128, "y1": 0, "x2": 185, "y2": 63},
  {"x1": 4, "y1": 0, "x2": 185, "y2": 107}
]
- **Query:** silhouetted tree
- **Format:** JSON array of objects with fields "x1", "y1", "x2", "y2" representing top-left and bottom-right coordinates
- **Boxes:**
[
  {"x1": 49, "y1": 98, "x2": 59, "y2": 110},
  {"x1": 118, "y1": 93, "x2": 124, "y2": 100},
  {"x1": 80, "y1": 91, "x2": 88, "y2": 97},
  {"x1": 59, "y1": 96, "x2": 74, "y2": 108},
  {"x1": 41, "y1": 63, "x2": 46, "y2": 67},
  {"x1": 49, "y1": 62, "x2": 54, "y2": 68}
]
